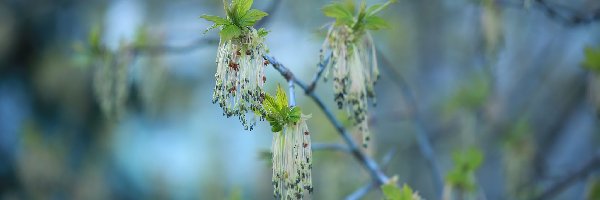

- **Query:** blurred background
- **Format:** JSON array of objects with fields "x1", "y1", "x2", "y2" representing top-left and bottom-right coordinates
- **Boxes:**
[{"x1": 1, "y1": 0, "x2": 600, "y2": 199}]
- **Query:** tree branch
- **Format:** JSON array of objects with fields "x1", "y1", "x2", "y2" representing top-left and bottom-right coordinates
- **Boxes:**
[
  {"x1": 345, "y1": 148, "x2": 397, "y2": 200},
  {"x1": 533, "y1": 0, "x2": 600, "y2": 26},
  {"x1": 264, "y1": 55, "x2": 390, "y2": 186},
  {"x1": 312, "y1": 143, "x2": 351, "y2": 153},
  {"x1": 377, "y1": 50, "x2": 445, "y2": 197},
  {"x1": 535, "y1": 151, "x2": 600, "y2": 200}
]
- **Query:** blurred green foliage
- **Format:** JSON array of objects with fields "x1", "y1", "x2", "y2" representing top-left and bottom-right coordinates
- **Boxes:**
[
  {"x1": 381, "y1": 182, "x2": 420, "y2": 200},
  {"x1": 446, "y1": 147, "x2": 484, "y2": 192},
  {"x1": 583, "y1": 47, "x2": 600, "y2": 73}
]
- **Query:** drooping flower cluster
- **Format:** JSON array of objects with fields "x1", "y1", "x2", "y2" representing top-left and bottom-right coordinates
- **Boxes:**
[
  {"x1": 323, "y1": 25, "x2": 379, "y2": 148},
  {"x1": 212, "y1": 28, "x2": 269, "y2": 130},
  {"x1": 202, "y1": 0, "x2": 270, "y2": 130},
  {"x1": 321, "y1": 0, "x2": 395, "y2": 147},
  {"x1": 272, "y1": 114, "x2": 313, "y2": 199}
]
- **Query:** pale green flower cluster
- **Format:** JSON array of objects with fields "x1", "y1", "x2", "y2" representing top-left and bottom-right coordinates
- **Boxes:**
[
  {"x1": 272, "y1": 115, "x2": 313, "y2": 199},
  {"x1": 324, "y1": 25, "x2": 379, "y2": 148},
  {"x1": 212, "y1": 28, "x2": 269, "y2": 130}
]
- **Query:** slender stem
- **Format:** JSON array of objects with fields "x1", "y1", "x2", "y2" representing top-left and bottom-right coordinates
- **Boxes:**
[
  {"x1": 288, "y1": 79, "x2": 296, "y2": 107},
  {"x1": 346, "y1": 182, "x2": 375, "y2": 200},
  {"x1": 377, "y1": 50, "x2": 444, "y2": 197},
  {"x1": 264, "y1": 55, "x2": 390, "y2": 185},
  {"x1": 306, "y1": 52, "x2": 331, "y2": 94},
  {"x1": 345, "y1": 148, "x2": 397, "y2": 200},
  {"x1": 535, "y1": 151, "x2": 600, "y2": 200}
]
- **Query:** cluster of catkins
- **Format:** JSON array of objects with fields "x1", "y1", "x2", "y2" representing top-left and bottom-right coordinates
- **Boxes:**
[
  {"x1": 212, "y1": 28, "x2": 269, "y2": 130},
  {"x1": 323, "y1": 25, "x2": 379, "y2": 148},
  {"x1": 272, "y1": 115, "x2": 313, "y2": 199}
]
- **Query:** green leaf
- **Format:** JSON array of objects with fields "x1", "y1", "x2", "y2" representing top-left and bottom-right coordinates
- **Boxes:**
[
  {"x1": 400, "y1": 185, "x2": 415, "y2": 200},
  {"x1": 288, "y1": 106, "x2": 301, "y2": 123},
  {"x1": 88, "y1": 25, "x2": 102, "y2": 52},
  {"x1": 583, "y1": 47, "x2": 600, "y2": 72},
  {"x1": 364, "y1": 15, "x2": 389, "y2": 30},
  {"x1": 200, "y1": 15, "x2": 230, "y2": 25},
  {"x1": 240, "y1": 9, "x2": 268, "y2": 26},
  {"x1": 271, "y1": 123, "x2": 282, "y2": 132},
  {"x1": 381, "y1": 184, "x2": 402, "y2": 200},
  {"x1": 322, "y1": 2, "x2": 354, "y2": 25},
  {"x1": 275, "y1": 85, "x2": 288, "y2": 109},
  {"x1": 257, "y1": 28, "x2": 269, "y2": 37},
  {"x1": 446, "y1": 147, "x2": 484, "y2": 192},
  {"x1": 382, "y1": 183, "x2": 416, "y2": 200},
  {"x1": 219, "y1": 25, "x2": 242, "y2": 41},
  {"x1": 235, "y1": 0, "x2": 253, "y2": 17},
  {"x1": 366, "y1": 0, "x2": 397, "y2": 16}
]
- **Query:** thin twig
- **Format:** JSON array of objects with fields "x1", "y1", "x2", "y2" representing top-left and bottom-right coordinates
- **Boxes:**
[
  {"x1": 264, "y1": 55, "x2": 390, "y2": 185},
  {"x1": 306, "y1": 52, "x2": 332, "y2": 94},
  {"x1": 345, "y1": 148, "x2": 397, "y2": 200},
  {"x1": 377, "y1": 50, "x2": 444, "y2": 198},
  {"x1": 346, "y1": 182, "x2": 376, "y2": 200},
  {"x1": 535, "y1": 151, "x2": 600, "y2": 200}
]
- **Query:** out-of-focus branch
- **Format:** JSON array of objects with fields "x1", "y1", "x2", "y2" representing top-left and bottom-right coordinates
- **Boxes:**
[
  {"x1": 264, "y1": 55, "x2": 390, "y2": 186},
  {"x1": 377, "y1": 49, "x2": 444, "y2": 198},
  {"x1": 312, "y1": 143, "x2": 351, "y2": 153},
  {"x1": 346, "y1": 182, "x2": 376, "y2": 200},
  {"x1": 534, "y1": 151, "x2": 600, "y2": 200},
  {"x1": 498, "y1": 0, "x2": 600, "y2": 26},
  {"x1": 345, "y1": 148, "x2": 398, "y2": 200},
  {"x1": 533, "y1": 0, "x2": 600, "y2": 26}
]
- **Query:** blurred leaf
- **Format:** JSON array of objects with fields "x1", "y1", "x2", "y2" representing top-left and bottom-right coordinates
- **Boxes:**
[
  {"x1": 88, "y1": 25, "x2": 102, "y2": 53},
  {"x1": 364, "y1": 15, "x2": 389, "y2": 30},
  {"x1": 444, "y1": 76, "x2": 490, "y2": 115},
  {"x1": 447, "y1": 147, "x2": 484, "y2": 192},
  {"x1": 257, "y1": 28, "x2": 269, "y2": 37},
  {"x1": 583, "y1": 47, "x2": 600, "y2": 72},
  {"x1": 134, "y1": 26, "x2": 149, "y2": 48},
  {"x1": 322, "y1": 2, "x2": 354, "y2": 25},
  {"x1": 381, "y1": 182, "x2": 419, "y2": 200},
  {"x1": 587, "y1": 178, "x2": 600, "y2": 200},
  {"x1": 228, "y1": 186, "x2": 243, "y2": 200}
]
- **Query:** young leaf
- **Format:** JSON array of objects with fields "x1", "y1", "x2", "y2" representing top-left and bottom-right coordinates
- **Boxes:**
[
  {"x1": 275, "y1": 85, "x2": 288, "y2": 109},
  {"x1": 382, "y1": 184, "x2": 402, "y2": 200},
  {"x1": 322, "y1": 2, "x2": 354, "y2": 25},
  {"x1": 235, "y1": 0, "x2": 253, "y2": 17},
  {"x1": 240, "y1": 9, "x2": 268, "y2": 27},
  {"x1": 200, "y1": 15, "x2": 230, "y2": 25},
  {"x1": 257, "y1": 28, "x2": 269, "y2": 37},
  {"x1": 288, "y1": 106, "x2": 301, "y2": 123},
  {"x1": 382, "y1": 183, "x2": 416, "y2": 200},
  {"x1": 364, "y1": 15, "x2": 389, "y2": 30},
  {"x1": 220, "y1": 24, "x2": 242, "y2": 41}
]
